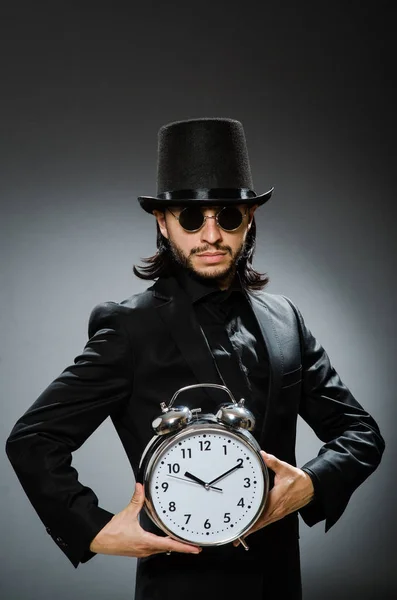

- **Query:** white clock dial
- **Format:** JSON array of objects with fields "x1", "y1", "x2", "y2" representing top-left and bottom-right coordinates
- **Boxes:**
[{"x1": 148, "y1": 427, "x2": 266, "y2": 545}]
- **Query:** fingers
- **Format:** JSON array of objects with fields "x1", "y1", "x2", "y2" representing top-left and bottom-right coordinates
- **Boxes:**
[
  {"x1": 127, "y1": 485, "x2": 201, "y2": 556},
  {"x1": 144, "y1": 532, "x2": 202, "y2": 555},
  {"x1": 162, "y1": 536, "x2": 202, "y2": 555}
]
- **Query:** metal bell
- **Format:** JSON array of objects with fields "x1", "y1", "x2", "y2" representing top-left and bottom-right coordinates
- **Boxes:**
[
  {"x1": 215, "y1": 398, "x2": 255, "y2": 431},
  {"x1": 152, "y1": 404, "x2": 192, "y2": 435}
]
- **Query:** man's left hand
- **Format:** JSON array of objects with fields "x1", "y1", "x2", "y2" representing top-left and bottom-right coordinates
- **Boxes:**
[{"x1": 233, "y1": 450, "x2": 314, "y2": 546}]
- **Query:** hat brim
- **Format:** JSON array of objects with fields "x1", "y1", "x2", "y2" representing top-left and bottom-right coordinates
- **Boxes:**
[{"x1": 138, "y1": 187, "x2": 274, "y2": 214}]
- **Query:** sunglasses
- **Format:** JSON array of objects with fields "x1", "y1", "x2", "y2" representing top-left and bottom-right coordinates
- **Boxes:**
[{"x1": 167, "y1": 206, "x2": 248, "y2": 232}]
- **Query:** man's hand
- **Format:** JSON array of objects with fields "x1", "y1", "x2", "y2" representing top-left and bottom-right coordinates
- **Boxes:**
[
  {"x1": 90, "y1": 482, "x2": 202, "y2": 558},
  {"x1": 233, "y1": 451, "x2": 314, "y2": 546}
]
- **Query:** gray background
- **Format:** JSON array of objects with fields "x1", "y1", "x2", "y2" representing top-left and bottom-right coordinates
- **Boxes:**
[{"x1": 1, "y1": 2, "x2": 395, "y2": 599}]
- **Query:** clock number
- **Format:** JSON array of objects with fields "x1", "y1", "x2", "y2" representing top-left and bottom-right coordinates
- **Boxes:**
[
  {"x1": 199, "y1": 440, "x2": 211, "y2": 451},
  {"x1": 244, "y1": 477, "x2": 251, "y2": 488},
  {"x1": 161, "y1": 482, "x2": 169, "y2": 492},
  {"x1": 237, "y1": 458, "x2": 243, "y2": 467},
  {"x1": 204, "y1": 519, "x2": 211, "y2": 529},
  {"x1": 181, "y1": 448, "x2": 192, "y2": 459},
  {"x1": 223, "y1": 445, "x2": 227, "y2": 455},
  {"x1": 184, "y1": 514, "x2": 191, "y2": 524},
  {"x1": 169, "y1": 502, "x2": 176, "y2": 512},
  {"x1": 237, "y1": 497, "x2": 245, "y2": 508},
  {"x1": 223, "y1": 512, "x2": 231, "y2": 523},
  {"x1": 167, "y1": 463, "x2": 180, "y2": 474}
]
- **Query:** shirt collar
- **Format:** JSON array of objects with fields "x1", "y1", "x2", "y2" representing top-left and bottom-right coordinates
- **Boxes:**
[{"x1": 174, "y1": 264, "x2": 244, "y2": 304}]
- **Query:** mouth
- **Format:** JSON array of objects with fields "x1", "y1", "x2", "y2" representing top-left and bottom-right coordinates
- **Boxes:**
[
  {"x1": 195, "y1": 252, "x2": 227, "y2": 264},
  {"x1": 196, "y1": 253, "x2": 226, "y2": 256}
]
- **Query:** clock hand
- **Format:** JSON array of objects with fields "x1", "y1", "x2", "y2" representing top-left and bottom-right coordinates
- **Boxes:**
[
  {"x1": 168, "y1": 473, "x2": 223, "y2": 492},
  {"x1": 184, "y1": 470, "x2": 223, "y2": 492},
  {"x1": 207, "y1": 463, "x2": 243, "y2": 486},
  {"x1": 184, "y1": 471, "x2": 207, "y2": 487}
]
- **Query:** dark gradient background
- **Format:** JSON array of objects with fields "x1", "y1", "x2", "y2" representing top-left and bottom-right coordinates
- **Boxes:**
[{"x1": 1, "y1": 2, "x2": 395, "y2": 599}]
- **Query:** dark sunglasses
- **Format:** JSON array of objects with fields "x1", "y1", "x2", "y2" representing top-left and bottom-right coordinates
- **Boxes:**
[{"x1": 167, "y1": 205, "x2": 248, "y2": 232}]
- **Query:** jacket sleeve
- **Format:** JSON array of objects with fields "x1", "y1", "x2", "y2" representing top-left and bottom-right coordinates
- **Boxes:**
[
  {"x1": 5, "y1": 301, "x2": 134, "y2": 567},
  {"x1": 282, "y1": 296, "x2": 385, "y2": 532}
]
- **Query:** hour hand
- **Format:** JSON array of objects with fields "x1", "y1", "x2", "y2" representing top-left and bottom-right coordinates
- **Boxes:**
[
  {"x1": 184, "y1": 471, "x2": 207, "y2": 487},
  {"x1": 184, "y1": 471, "x2": 222, "y2": 492}
]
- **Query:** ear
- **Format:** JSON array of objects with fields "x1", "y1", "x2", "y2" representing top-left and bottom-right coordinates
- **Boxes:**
[
  {"x1": 153, "y1": 209, "x2": 169, "y2": 239},
  {"x1": 247, "y1": 204, "x2": 258, "y2": 230}
]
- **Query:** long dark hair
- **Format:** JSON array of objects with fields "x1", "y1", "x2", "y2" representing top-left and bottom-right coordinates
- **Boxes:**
[{"x1": 133, "y1": 215, "x2": 270, "y2": 291}]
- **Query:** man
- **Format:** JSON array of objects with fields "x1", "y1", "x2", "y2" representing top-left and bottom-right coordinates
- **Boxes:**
[{"x1": 6, "y1": 118, "x2": 385, "y2": 599}]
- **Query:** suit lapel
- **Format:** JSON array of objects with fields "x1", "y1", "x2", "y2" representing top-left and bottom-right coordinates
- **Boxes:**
[
  {"x1": 151, "y1": 277, "x2": 223, "y2": 403},
  {"x1": 246, "y1": 292, "x2": 284, "y2": 441}
]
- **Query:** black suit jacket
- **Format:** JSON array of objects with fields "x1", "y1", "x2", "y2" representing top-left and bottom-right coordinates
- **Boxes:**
[{"x1": 6, "y1": 275, "x2": 385, "y2": 600}]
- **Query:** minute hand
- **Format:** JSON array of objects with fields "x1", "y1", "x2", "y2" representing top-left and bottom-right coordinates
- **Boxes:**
[{"x1": 207, "y1": 463, "x2": 243, "y2": 486}]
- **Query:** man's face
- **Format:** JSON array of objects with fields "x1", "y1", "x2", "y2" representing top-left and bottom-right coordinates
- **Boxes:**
[{"x1": 153, "y1": 203, "x2": 258, "y2": 288}]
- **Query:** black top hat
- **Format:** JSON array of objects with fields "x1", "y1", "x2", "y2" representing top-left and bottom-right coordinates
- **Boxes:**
[{"x1": 138, "y1": 117, "x2": 274, "y2": 214}]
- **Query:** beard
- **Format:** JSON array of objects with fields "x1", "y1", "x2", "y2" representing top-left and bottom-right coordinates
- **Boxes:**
[{"x1": 168, "y1": 238, "x2": 246, "y2": 286}]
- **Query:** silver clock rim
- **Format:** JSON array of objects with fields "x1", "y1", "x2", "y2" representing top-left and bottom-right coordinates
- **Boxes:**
[{"x1": 142, "y1": 422, "x2": 269, "y2": 547}]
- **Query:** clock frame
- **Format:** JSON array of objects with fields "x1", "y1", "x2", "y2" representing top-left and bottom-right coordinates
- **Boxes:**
[{"x1": 138, "y1": 384, "x2": 269, "y2": 549}]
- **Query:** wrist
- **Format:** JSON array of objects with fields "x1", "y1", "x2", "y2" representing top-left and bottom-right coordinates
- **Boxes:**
[
  {"x1": 300, "y1": 469, "x2": 315, "y2": 503},
  {"x1": 89, "y1": 520, "x2": 114, "y2": 554}
]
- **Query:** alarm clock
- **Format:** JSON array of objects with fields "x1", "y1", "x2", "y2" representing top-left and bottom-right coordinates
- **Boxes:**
[{"x1": 138, "y1": 383, "x2": 269, "y2": 550}]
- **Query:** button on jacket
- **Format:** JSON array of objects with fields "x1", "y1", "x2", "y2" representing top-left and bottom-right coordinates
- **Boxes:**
[{"x1": 5, "y1": 271, "x2": 385, "y2": 600}]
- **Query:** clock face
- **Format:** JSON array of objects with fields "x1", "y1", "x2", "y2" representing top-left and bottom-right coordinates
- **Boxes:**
[{"x1": 146, "y1": 426, "x2": 267, "y2": 545}]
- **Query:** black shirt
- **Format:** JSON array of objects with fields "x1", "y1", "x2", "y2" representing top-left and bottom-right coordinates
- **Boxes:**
[{"x1": 175, "y1": 268, "x2": 270, "y2": 439}]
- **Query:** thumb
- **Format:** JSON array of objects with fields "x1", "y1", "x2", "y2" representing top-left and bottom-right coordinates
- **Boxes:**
[
  {"x1": 260, "y1": 451, "x2": 282, "y2": 472},
  {"x1": 128, "y1": 482, "x2": 145, "y2": 515}
]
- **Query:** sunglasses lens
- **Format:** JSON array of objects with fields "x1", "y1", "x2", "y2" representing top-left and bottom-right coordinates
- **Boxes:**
[
  {"x1": 178, "y1": 207, "x2": 205, "y2": 231},
  {"x1": 177, "y1": 206, "x2": 244, "y2": 231},
  {"x1": 217, "y1": 207, "x2": 244, "y2": 230}
]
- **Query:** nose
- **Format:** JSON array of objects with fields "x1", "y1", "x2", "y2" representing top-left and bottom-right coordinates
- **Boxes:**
[{"x1": 200, "y1": 213, "x2": 223, "y2": 245}]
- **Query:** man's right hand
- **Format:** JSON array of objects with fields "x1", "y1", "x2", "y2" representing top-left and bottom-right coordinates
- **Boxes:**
[{"x1": 89, "y1": 482, "x2": 202, "y2": 558}]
